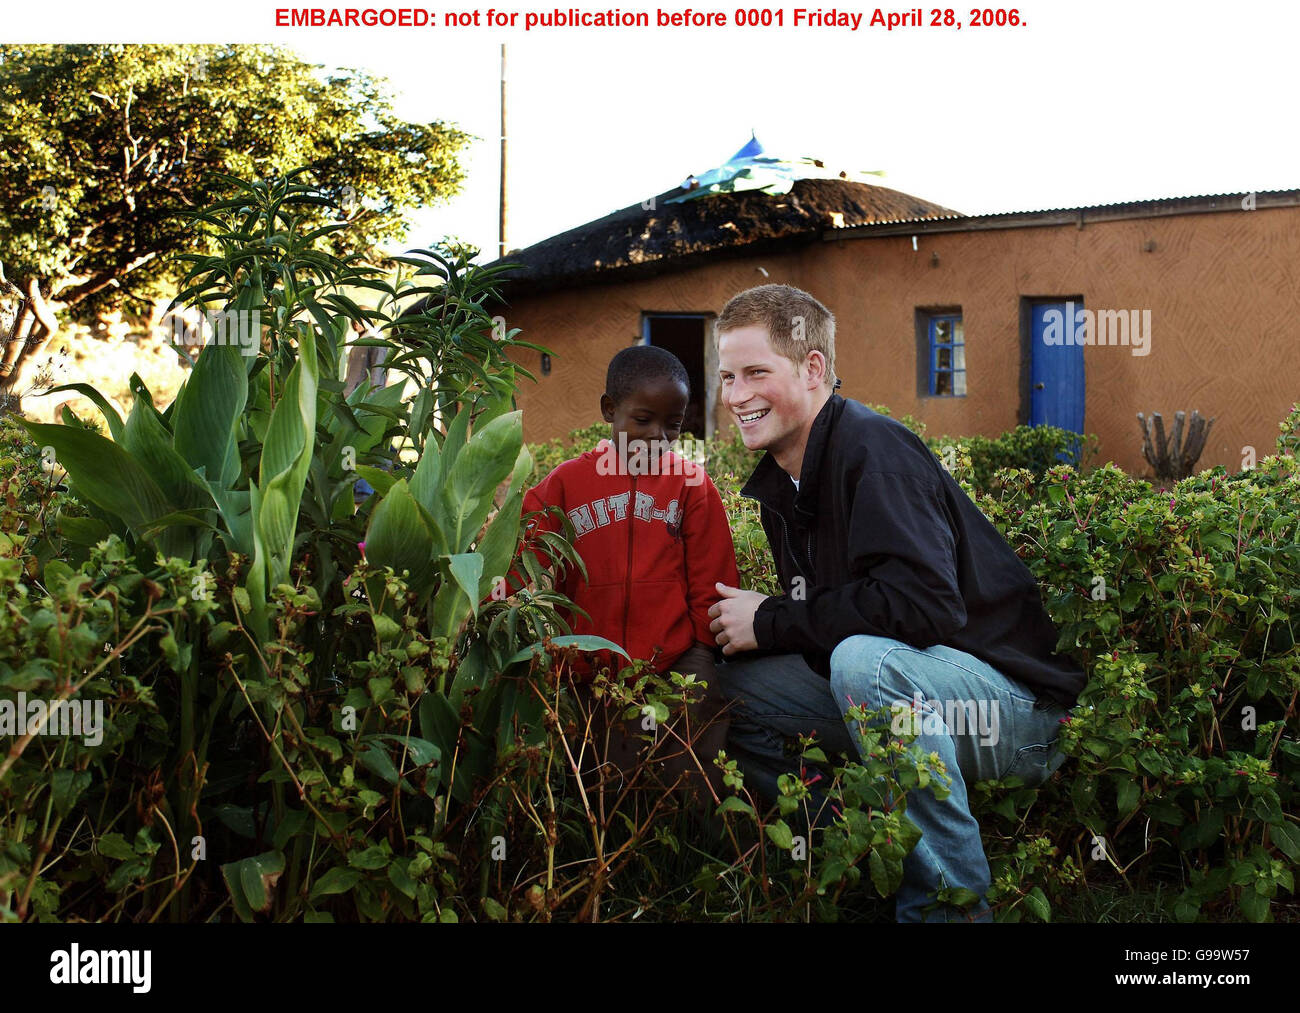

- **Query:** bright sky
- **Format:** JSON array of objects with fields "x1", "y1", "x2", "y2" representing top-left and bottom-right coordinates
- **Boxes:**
[{"x1": 16, "y1": 1, "x2": 1300, "y2": 259}]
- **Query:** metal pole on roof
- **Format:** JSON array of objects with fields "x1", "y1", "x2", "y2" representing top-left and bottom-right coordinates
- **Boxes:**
[{"x1": 499, "y1": 44, "x2": 508, "y2": 259}]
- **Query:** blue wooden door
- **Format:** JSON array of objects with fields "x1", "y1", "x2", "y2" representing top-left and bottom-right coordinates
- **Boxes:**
[{"x1": 1029, "y1": 300, "x2": 1085, "y2": 435}]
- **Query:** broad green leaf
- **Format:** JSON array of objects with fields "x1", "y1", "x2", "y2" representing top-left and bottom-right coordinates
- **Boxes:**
[
  {"x1": 245, "y1": 478, "x2": 270, "y2": 644},
  {"x1": 44, "y1": 383, "x2": 125, "y2": 443},
  {"x1": 504, "y1": 635, "x2": 631, "y2": 667},
  {"x1": 365, "y1": 480, "x2": 435, "y2": 595},
  {"x1": 765, "y1": 819, "x2": 794, "y2": 850},
  {"x1": 371, "y1": 733, "x2": 441, "y2": 768},
  {"x1": 446, "y1": 553, "x2": 484, "y2": 619},
  {"x1": 1200, "y1": 530, "x2": 1235, "y2": 554},
  {"x1": 430, "y1": 565, "x2": 476, "y2": 642},
  {"x1": 208, "y1": 484, "x2": 253, "y2": 557},
  {"x1": 96, "y1": 833, "x2": 136, "y2": 861},
  {"x1": 57, "y1": 514, "x2": 111, "y2": 547},
  {"x1": 256, "y1": 327, "x2": 318, "y2": 588},
  {"x1": 172, "y1": 340, "x2": 248, "y2": 490},
  {"x1": 819, "y1": 859, "x2": 850, "y2": 890},
  {"x1": 234, "y1": 850, "x2": 284, "y2": 913},
  {"x1": 868, "y1": 849, "x2": 890, "y2": 897},
  {"x1": 121, "y1": 389, "x2": 214, "y2": 557},
  {"x1": 1071, "y1": 775, "x2": 1097, "y2": 813},
  {"x1": 944, "y1": 887, "x2": 982, "y2": 910},
  {"x1": 326, "y1": 383, "x2": 406, "y2": 478},
  {"x1": 1271, "y1": 821, "x2": 1300, "y2": 863},
  {"x1": 440, "y1": 411, "x2": 522, "y2": 551},
  {"x1": 1024, "y1": 886, "x2": 1051, "y2": 922},
  {"x1": 309, "y1": 867, "x2": 361, "y2": 899},
  {"x1": 43, "y1": 558, "x2": 75, "y2": 590},
  {"x1": 449, "y1": 639, "x2": 490, "y2": 707},
  {"x1": 220, "y1": 862, "x2": 255, "y2": 923},
  {"x1": 435, "y1": 399, "x2": 473, "y2": 479},
  {"x1": 1181, "y1": 807, "x2": 1225, "y2": 850},
  {"x1": 51, "y1": 769, "x2": 92, "y2": 817},
  {"x1": 409, "y1": 435, "x2": 444, "y2": 519},
  {"x1": 476, "y1": 487, "x2": 524, "y2": 601},
  {"x1": 715, "y1": 796, "x2": 755, "y2": 818},
  {"x1": 1116, "y1": 776, "x2": 1140, "y2": 815},
  {"x1": 358, "y1": 741, "x2": 401, "y2": 786},
  {"x1": 357, "y1": 738, "x2": 415, "y2": 793},
  {"x1": 1239, "y1": 887, "x2": 1271, "y2": 923},
  {"x1": 409, "y1": 388, "x2": 434, "y2": 443},
  {"x1": 16, "y1": 421, "x2": 173, "y2": 533},
  {"x1": 418, "y1": 692, "x2": 461, "y2": 761},
  {"x1": 350, "y1": 846, "x2": 389, "y2": 870},
  {"x1": 138, "y1": 509, "x2": 219, "y2": 542},
  {"x1": 388, "y1": 860, "x2": 417, "y2": 899}
]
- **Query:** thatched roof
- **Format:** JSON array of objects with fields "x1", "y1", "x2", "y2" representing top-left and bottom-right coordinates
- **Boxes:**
[{"x1": 482, "y1": 176, "x2": 960, "y2": 300}]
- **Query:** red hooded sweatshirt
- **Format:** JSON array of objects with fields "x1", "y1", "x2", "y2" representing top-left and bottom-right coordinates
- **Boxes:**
[{"x1": 516, "y1": 439, "x2": 740, "y2": 678}]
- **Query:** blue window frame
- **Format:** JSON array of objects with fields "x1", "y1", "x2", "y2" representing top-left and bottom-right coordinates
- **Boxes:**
[{"x1": 926, "y1": 313, "x2": 966, "y2": 396}]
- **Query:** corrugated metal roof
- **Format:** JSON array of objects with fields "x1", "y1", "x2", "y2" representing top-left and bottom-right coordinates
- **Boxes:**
[{"x1": 827, "y1": 189, "x2": 1300, "y2": 235}]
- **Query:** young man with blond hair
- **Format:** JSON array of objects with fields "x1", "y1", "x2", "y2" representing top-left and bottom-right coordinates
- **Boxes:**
[{"x1": 707, "y1": 283, "x2": 1085, "y2": 922}]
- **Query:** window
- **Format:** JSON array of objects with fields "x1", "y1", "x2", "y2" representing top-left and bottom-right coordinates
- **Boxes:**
[{"x1": 918, "y1": 310, "x2": 966, "y2": 396}]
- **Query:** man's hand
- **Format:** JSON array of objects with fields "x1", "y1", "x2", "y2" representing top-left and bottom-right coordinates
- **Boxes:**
[{"x1": 708, "y1": 582, "x2": 768, "y2": 656}]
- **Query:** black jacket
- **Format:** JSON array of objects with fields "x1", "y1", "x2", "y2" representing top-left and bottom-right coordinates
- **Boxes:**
[{"x1": 744, "y1": 394, "x2": 1086, "y2": 708}]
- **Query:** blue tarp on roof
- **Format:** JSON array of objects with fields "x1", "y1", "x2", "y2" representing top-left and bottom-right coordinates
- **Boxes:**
[
  {"x1": 667, "y1": 132, "x2": 883, "y2": 204},
  {"x1": 728, "y1": 133, "x2": 766, "y2": 161}
]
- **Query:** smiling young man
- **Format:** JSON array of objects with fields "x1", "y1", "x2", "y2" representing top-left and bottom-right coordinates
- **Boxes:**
[{"x1": 706, "y1": 284, "x2": 1086, "y2": 922}]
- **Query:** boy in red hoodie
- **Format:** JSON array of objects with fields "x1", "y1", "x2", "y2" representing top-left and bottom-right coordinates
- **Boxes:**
[{"x1": 518, "y1": 345, "x2": 740, "y2": 809}]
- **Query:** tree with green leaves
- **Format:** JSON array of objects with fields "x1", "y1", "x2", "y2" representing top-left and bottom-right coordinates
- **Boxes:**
[{"x1": 0, "y1": 43, "x2": 472, "y2": 410}]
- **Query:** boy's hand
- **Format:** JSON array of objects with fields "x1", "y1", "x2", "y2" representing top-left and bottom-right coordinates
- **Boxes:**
[{"x1": 708, "y1": 583, "x2": 767, "y2": 655}]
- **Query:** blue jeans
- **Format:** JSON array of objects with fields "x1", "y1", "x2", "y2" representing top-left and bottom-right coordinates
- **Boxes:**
[{"x1": 716, "y1": 635, "x2": 1069, "y2": 922}]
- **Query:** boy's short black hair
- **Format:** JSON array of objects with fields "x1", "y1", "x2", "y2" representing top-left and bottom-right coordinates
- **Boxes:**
[{"x1": 605, "y1": 345, "x2": 690, "y2": 405}]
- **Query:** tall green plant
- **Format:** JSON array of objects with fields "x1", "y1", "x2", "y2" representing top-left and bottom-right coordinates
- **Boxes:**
[
  {"x1": 19, "y1": 169, "x2": 541, "y2": 640},
  {"x1": 3, "y1": 169, "x2": 599, "y2": 921}
]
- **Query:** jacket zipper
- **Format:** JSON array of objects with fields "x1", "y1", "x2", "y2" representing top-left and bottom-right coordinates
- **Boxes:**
[
  {"x1": 743, "y1": 487, "x2": 815, "y2": 588},
  {"x1": 769, "y1": 508, "x2": 812, "y2": 584}
]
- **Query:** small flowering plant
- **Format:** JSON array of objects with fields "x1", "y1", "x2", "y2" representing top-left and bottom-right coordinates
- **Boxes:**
[
  {"x1": 713, "y1": 704, "x2": 945, "y2": 919},
  {"x1": 965, "y1": 440, "x2": 1299, "y2": 923}
]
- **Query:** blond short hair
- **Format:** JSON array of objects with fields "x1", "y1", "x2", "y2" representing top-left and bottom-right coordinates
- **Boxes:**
[{"x1": 714, "y1": 284, "x2": 837, "y2": 388}]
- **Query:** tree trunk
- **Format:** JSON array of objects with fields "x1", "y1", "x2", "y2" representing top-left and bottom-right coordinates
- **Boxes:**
[{"x1": 0, "y1": 275, "x2": 61, "y2": 416}]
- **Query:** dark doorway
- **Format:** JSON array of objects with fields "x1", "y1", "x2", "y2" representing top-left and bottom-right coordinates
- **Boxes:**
[{"x1": 643, "y1": 313, "x2": 710, "y2": 438}]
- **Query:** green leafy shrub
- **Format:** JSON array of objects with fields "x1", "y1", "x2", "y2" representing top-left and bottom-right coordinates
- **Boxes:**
[
  {"x1": 929, "y1": 425, "x2": 1099, "y2": 490},
  {"x1": 0, "y1": 531, "x2": 222, "y2": 921},
  {"x1": 968, "y1": 433, "x2": 1298, "y2": 921},
  {"x1": 532, "y1": 405, "x2": 1297, "y2": 922},
  {"x1": 0, "y1": 479, "x2": 940, "y2": 921},
  {"x1": 1277, "y1": 400, "x2": 1300, "y2": 459},
  {"x1": 0, "y1": 168, "x2": 588, "y2": 922}
]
